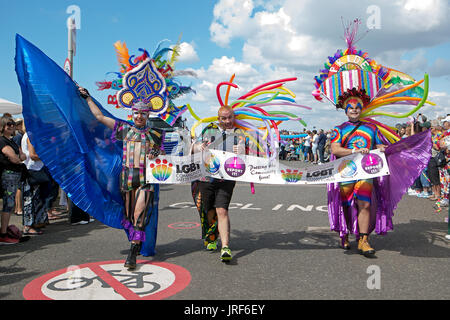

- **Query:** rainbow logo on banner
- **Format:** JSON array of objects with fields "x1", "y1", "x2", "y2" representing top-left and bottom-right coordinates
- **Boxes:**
[
  {"x1": 280, "y1": 169, "x2": 303, "y2": 183},
  {"x1": 149, "y1": 159, "x2": 173, "y2": 181},
  {"x1": 338, "y1": 160, "x2": 358, "y2": 178},
  {"x1": 204, "y1": 154, "x2": 221, "y2": 175}
]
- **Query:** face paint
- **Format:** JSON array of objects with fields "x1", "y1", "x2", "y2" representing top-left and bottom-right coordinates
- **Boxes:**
[
  {"x1": 132, "y1": 110, "x2": 150, "y2": 118},
  {"x1": 132, "y1": 110, "x2": 150, "y2": 127},
  {"x1": 345, "y1": 98, "x2": 363, "y2": 113}
]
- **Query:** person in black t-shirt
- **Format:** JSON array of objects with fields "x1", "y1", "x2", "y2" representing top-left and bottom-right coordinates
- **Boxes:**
[{"x1": 0, "y1": 116, "x2": 26, "y2": 244}]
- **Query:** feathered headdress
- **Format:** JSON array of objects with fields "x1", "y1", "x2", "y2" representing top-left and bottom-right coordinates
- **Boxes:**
[
  {"x1": 336, "y1": 88, "x2": 371, "y2": 110},
  {"x1": 96, "y1": 38, "x2": 196, "y2": 125},
  {"x1": 312, "y1": 18, "x2": 435, "y2": 143}
]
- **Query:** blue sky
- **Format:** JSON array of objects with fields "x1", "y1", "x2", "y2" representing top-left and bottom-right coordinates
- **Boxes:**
[{"x1": 2, "y1": 0, "x2": 450, "y2": 131}]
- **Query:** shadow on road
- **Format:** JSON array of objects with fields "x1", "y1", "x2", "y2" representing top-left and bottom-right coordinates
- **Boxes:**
[
  {"x1": 0, "y1": 218, "x2": 108, "y2": 298},
  {"x1": 150, "y1": 218, "x2": 450, "y2": 263},
  {"x1": 374, "y1": 219, "x2": 450, "y2": 258}
]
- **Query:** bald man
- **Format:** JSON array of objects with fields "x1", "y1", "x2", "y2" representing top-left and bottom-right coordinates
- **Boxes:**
[{"x1": 192, "y1": 106, "x2": 246, "y2": 262}]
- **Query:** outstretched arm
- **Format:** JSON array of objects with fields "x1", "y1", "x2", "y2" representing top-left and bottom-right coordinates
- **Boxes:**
[
  {"x1": 27, "y1": 138, "x2": 40, "y2": 161},
  {"x1": 78, "y1": 87, "x2": 116, "y2": 130}
]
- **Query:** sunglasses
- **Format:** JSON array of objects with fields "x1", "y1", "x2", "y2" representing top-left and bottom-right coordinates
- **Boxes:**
[{"x1": 6, "y1": 122, "x2": 15, "y2": 127}]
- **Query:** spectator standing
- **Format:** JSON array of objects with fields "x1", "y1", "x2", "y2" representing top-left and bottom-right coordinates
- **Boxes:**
[
  {"x1": 13, "y1": 119, "x2": 25, "y2": 217},
  {"x1": 436, "y1": 116, "x2": 450, "y2": 208},
  {"x1": 0, "y1": 116, "x2": 27, "y2": 244},
  {"x1": 304, "y1": 131, "x2": 312, "y2": 162},
  {"x1": 422, "y1": 121, "x2": 441, "y2": 200},
  {"x1": 21, "y1": 132, "x2": 47, "y2": 235},
  {"x1": 311, "y1": 130, "x2": 319, "y2": 164},
  {"x1": 317, "y1": 129, "x2": 327, "y2": 164}
]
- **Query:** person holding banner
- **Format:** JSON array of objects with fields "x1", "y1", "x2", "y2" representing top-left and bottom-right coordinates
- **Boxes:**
[
  {"x1": 314, "y1": 19, "x2": 433, "y2": 258},
  {"x1": 191, "y1": 105, "x2": 246, "y2": 262},
  {"x1": 78, "y1": 86, "x2": 163, "y2": 270}
]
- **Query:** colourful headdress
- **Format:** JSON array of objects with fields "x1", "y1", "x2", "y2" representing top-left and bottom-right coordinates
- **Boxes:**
[
  {"x1": 312, "y1": 18, "x2": 435, "y2": 143},
  {"x1": 96, "y1": 39, "x2": 196, "y2": 125},
  {"x1": 131, "y1": 100, "x2": 152, "y2": 112},
  {"x1": 336, "y1": 88, "x2": 371, "y2": 110}
]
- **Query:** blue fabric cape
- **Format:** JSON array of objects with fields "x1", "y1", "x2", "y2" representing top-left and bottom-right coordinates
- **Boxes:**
[{"x1": 15, "y1": 34, "x2": 159, "y2": 256}]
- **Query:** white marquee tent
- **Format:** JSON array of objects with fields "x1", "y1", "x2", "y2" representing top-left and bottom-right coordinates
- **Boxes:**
[{"x1": 0, "y1": 98, "x2": 22, "y2": 115}]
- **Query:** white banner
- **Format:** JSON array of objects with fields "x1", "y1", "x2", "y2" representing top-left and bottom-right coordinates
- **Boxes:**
[{"x1": 146, "y1": 150, "x2": 389, "y2": 185}]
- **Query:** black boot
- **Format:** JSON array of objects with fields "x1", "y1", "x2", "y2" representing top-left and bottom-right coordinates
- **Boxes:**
[
  {"x1": 137, "y1": 242, "x2": 142, "y2": 256},
  {"x1": 124, "y1": 242, "x2": 140, "y2": 269}
]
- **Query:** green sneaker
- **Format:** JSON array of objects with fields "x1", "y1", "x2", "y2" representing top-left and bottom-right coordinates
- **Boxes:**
[
  {"x1": 220, "y1": 246, "x2": 232, "y2": 262},
  {"x1": 206, "y1": 240, "x2": 217, "y2": 251}
]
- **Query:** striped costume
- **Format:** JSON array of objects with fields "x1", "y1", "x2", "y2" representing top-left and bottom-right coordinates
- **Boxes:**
[{"x1": 112, "y1": 121, "x2": 164, "y2": 244}]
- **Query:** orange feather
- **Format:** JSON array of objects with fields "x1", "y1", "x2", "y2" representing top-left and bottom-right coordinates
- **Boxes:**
[{"x1": 113, "y1": 41, "x2": 130, "y2": 69}]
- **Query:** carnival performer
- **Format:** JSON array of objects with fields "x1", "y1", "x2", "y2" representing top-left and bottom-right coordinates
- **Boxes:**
[
  {"x1": 312, "y1": 19, "x2": 434, "y2": 257},
  {"x1": 78, "y1": 86, "x2": 162, "y2": 269},
  {"x1": 188, "y1": 74, "x2": 310, "y2": 262},
  {"x1": 191, "y1": 105, "x2": 246, "y2": 262},
  {"x1": 330, "y1": 89, "x2": 386, "y2": 256},
  {"x1": 15, "y1": 34, "x2": 195, "y2": 268}
]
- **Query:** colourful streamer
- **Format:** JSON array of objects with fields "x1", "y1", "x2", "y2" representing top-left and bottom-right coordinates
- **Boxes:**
[
  {"x1": 224, "y1": 74, "x2": 236, "y2": 106},
  {"x1": 189, "y1": 76, "x2": 309, "y2": 160}
]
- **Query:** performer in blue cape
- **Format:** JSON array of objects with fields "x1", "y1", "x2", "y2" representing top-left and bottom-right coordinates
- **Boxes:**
[{"x1": 15, "y1": 34, "x2": 193, "y2": 268}]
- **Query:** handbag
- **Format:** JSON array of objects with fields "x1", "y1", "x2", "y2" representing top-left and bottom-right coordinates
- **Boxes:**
[{"x1": 28, "y1": 167, "x2": 50, "y2": 185}]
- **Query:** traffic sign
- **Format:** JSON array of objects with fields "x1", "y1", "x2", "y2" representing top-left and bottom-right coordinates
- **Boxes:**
[{"x1": 23, "y1": 260, "x2": 191, "y2": 300}]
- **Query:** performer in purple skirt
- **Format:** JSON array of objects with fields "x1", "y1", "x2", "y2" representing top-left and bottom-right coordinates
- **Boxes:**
[{"x1": 312, "y1": 19, "x2": 434, "y2": 257}]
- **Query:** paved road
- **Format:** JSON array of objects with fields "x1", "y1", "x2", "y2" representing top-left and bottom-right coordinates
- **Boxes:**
[{"x1": 1, "y1": 160, "x2": 449, "y2": 302}]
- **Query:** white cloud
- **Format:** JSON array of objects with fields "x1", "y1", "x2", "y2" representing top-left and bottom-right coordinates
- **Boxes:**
[
  {"x1": 422, "y1": 91, "x2": 450, "y2": 119},
  {"x1": 205, "y1": 56, "x2": 257, "y2": 77},
  {"x1": 186, "y1": 56, "x2": 260, "y2": 112},
  {"x1": 211, "y1": 0, "x2": 450, "y2": 57},
  {"x1": 400, "y1": 0, "x2": 448, "y2": 31},
  {"x1": 175, "y1": 42, "x2": 199, "y2": 63},
  {"x1": 429, "y1": 58, "x2": 450, "y2": 77},
  {"x1": 210, "y1": 0, "x2": 256, "y2": 47},
  {"x1": 197, "y1": 0, "x2": 450, "y2": 131}
]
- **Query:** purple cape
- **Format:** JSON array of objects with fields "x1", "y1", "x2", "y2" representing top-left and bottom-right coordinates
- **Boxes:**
[{"x1": 327, "y1": 130, "x2": 432, "y2": 240}]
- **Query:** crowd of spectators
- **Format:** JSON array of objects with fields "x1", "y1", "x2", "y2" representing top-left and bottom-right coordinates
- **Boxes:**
[
  {"x1": 279, "y1": 128, "x2": 332, "y2": 164},
  {"x1": 280, "y1": 113, "x2": 450, "y2": 224},
  {"x1": 0, "y1": 113, "x2": 93, "y2": 245},
  {"x1": 401, "y1": 114, "x2": 450, "y2": 217}
]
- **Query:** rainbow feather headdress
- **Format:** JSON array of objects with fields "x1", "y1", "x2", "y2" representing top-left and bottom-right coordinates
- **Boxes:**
[
  {"x1": 96, "y1": 39, "x2": 196, "y2": 125},
  {"x1": 312, "y1": 18, "x2": 435, "y2": 143}
]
